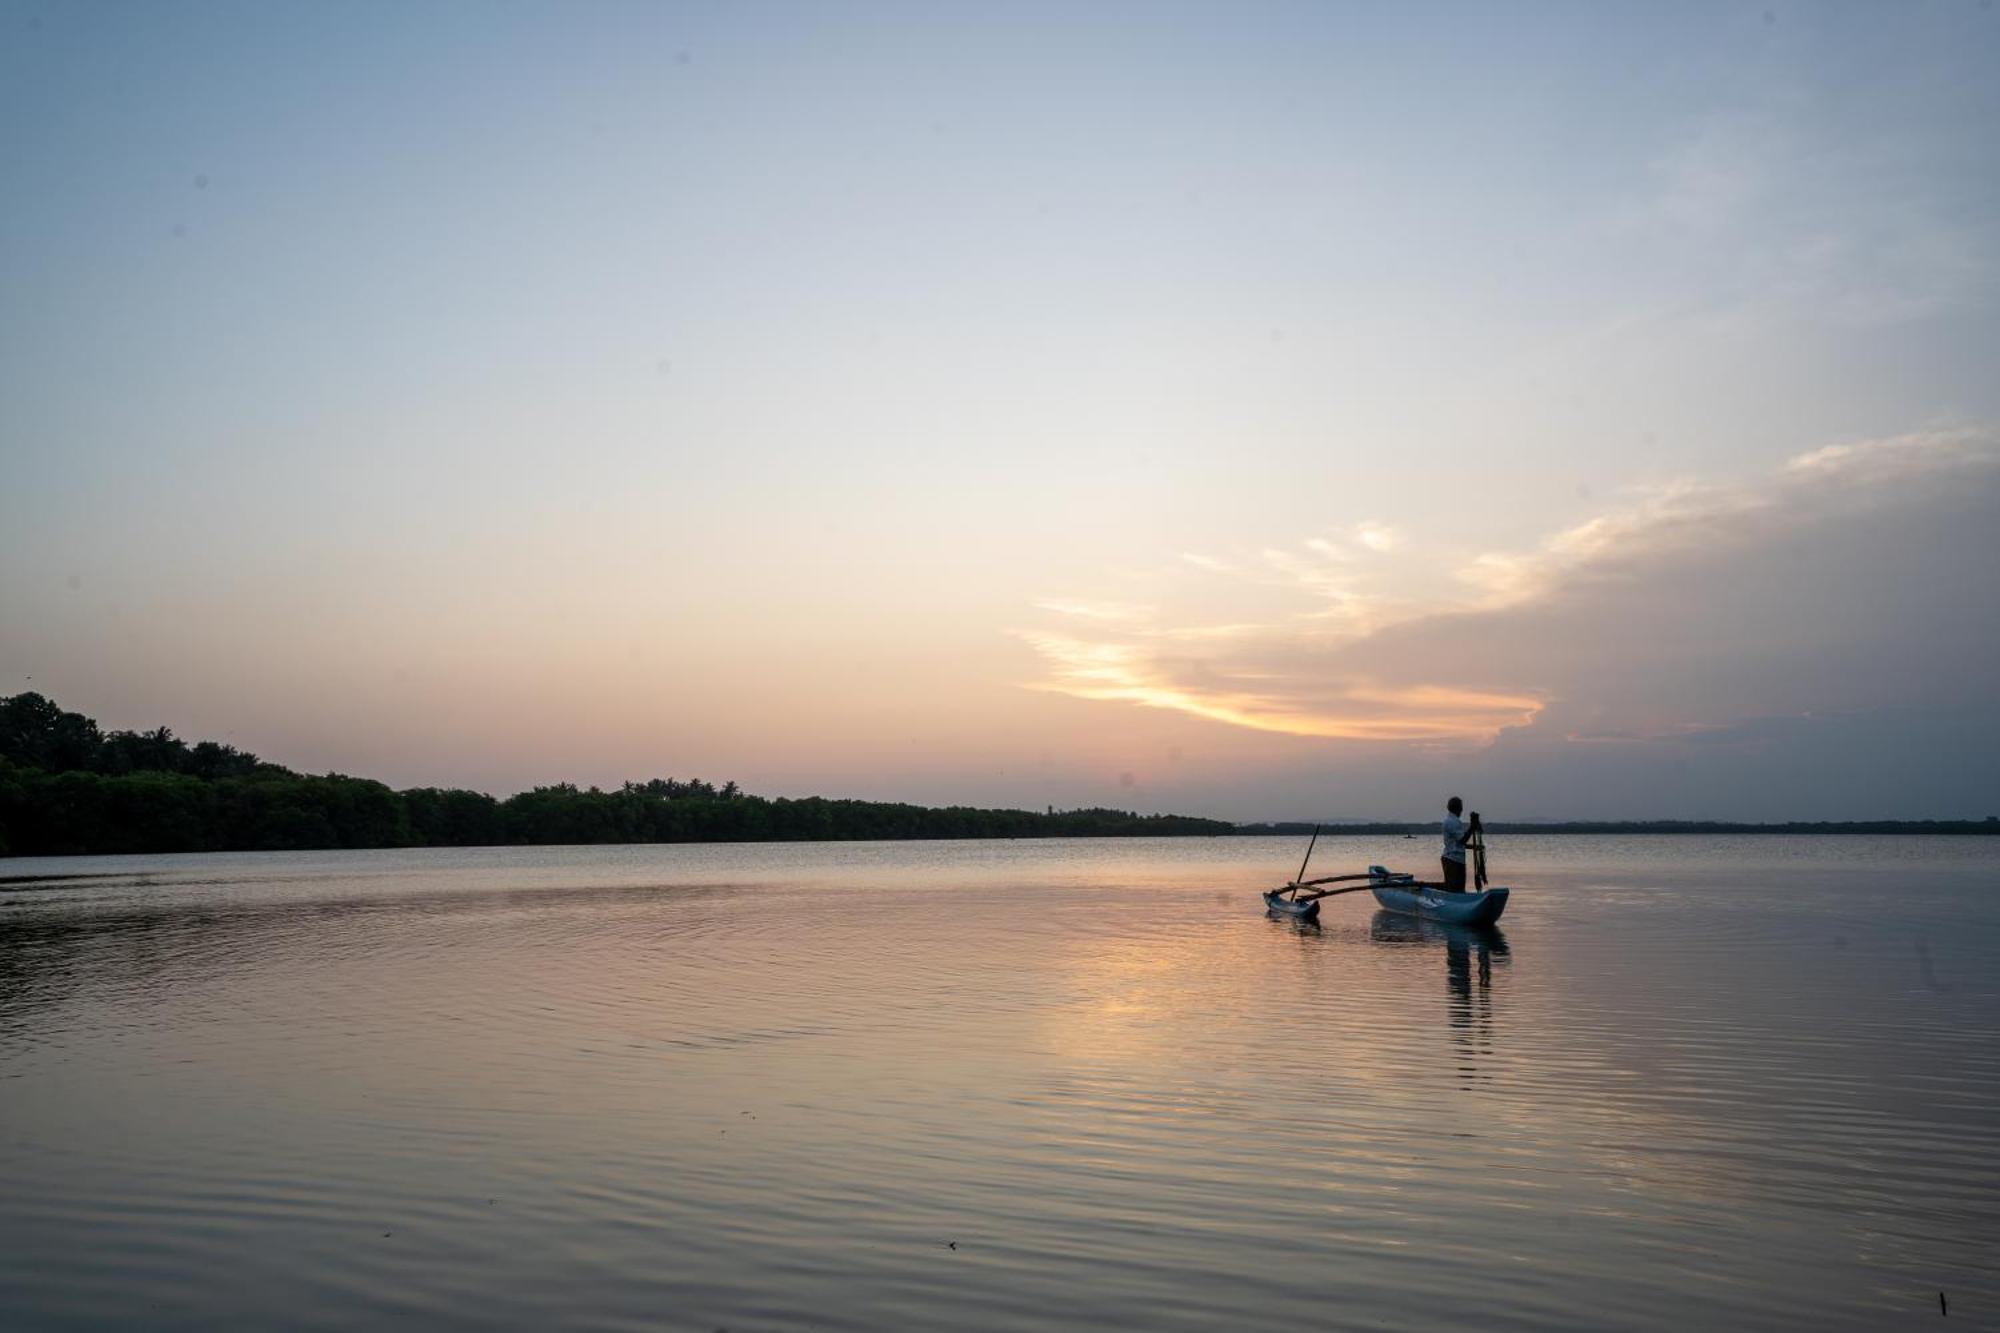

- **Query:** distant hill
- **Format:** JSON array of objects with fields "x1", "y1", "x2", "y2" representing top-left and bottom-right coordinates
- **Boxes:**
[{"x1": 0, "y1": 693, "x2": 1233, "y2": 857}]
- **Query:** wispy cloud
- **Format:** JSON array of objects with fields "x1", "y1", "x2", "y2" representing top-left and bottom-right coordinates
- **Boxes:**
[
  {"x1": 1014, "y1": 630, "x2": 1541, "y2": 742},
  {"x1": 1020, "y1": 428, "x2": 1999, "y2": 748},
  {"x1": 1461, "y1": 427, "x2": 1995, "y2": 606},
  {"x1": 1628, "y1": 105, "x2": 1995, "y2": 329},
  {"x1": 1031, "y1": 598, "x2": 1153, "y2": 624},
  {"x1": 1353, "y1": 521, "x2": 1402, "y2": 553}
]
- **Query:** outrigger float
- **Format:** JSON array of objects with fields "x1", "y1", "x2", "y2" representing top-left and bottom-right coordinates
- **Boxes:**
[{"x1": 1263, "y1": 823, "x2": 1513, "y2": 926}]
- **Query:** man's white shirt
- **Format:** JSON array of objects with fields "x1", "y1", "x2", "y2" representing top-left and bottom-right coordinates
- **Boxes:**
[{"x1": 1442, "y1": 813, "x2": 1468, "y2": 862}]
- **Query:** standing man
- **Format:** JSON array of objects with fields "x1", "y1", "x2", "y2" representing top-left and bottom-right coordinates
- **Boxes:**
[{"x1": 1441, "y1": 797, "x2": 1471, "y2": 892}]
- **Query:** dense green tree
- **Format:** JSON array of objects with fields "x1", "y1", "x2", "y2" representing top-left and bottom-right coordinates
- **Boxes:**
[
  {"x1": 403, "y1": 787, "x2": 507, "y2": 847},
  {"x1": 0, "y1": 693, "x2": 1205, "y2": 856},
  {"x1": 0, "y1": 693, "x2": 104, "y2": 773}
]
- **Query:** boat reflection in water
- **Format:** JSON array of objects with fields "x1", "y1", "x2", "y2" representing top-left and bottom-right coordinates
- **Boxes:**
[{"x1": 1368, "y1": 911, "x2": 1510, "y2": 1084}]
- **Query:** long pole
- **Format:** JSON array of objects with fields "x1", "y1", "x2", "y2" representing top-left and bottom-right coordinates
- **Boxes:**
[{"x1": 1292, "y1": 824, "x2": 1322, "y2": 891}]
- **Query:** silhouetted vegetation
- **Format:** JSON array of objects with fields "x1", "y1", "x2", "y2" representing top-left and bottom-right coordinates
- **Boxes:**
[{"x1": 0, "y1": 694, "x2": 1232, "y2": 856}]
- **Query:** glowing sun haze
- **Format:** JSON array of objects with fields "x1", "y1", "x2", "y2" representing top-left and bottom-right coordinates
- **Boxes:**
[{"x1": 2, "y1": 3, "x2": 1996, "y2": 820}]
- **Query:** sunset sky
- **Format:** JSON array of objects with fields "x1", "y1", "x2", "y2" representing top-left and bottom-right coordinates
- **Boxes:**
[{"x1": 3, "y1": 2, "x2": 1997, "y2": 820}]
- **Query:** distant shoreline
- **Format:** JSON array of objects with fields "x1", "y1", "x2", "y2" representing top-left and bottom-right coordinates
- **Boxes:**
[
  {"x1": 6, "y1": 693, "x2": 1995, "y2": 857},
  {"x1": 1235, "y1": 820, "x2": 2000, "y2": 836}
]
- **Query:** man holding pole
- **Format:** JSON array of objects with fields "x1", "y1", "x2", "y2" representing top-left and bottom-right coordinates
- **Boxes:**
[{"x1": 1441, "y1": 797, "x2": 1474, "y2": 892}]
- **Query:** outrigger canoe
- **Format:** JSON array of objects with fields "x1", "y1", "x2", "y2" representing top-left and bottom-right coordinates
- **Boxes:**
[{"x1": 1264, "y1": 862, "x2": 1511, "y2": 927}]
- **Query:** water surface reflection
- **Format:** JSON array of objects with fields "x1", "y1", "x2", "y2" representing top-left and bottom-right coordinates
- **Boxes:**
[
  {"x1": 1367, "y1": 912, "x2": 1510, "y2": 1088},
  {"x1": 2, "y1": 838, "x2": 1996, "y2": 1332}
]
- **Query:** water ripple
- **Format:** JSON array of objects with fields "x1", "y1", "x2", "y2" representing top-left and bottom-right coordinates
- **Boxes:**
[{"x1": 1, "y1": 837, "x2": 1997, "y2": 1329}]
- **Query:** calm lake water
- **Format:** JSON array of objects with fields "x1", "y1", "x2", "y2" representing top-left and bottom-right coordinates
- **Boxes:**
[{"x1": 2, "y1": 836, "x2": 1996, "y2": 1330}]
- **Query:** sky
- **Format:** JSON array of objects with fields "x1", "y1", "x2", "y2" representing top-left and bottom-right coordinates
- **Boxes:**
[{"x1": 2, "y1": 1, "x2": 1997, "y2": 821}]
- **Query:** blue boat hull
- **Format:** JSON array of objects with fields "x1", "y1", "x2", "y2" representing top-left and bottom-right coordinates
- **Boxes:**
[{"x1": 1369, "y1": 882, "x2": 1509, "y2": 926}]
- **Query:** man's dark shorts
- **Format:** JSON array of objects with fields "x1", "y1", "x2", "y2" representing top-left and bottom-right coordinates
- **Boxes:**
[{"x1": 1441, "y1": 857, "x2": 1467, "y2": 892}]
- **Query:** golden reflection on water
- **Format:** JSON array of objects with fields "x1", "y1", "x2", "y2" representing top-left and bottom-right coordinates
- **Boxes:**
[{"x1": 1033, "y1": 886, "x2": 1859, "y2": 1246}]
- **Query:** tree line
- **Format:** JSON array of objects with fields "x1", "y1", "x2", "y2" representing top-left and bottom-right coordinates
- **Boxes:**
[{"x1": 0, "y1": 693, "x2": 1232, "y2": 856}]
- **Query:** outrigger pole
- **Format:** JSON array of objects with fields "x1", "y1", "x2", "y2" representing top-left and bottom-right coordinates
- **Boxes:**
[
  {"x1": 1291, "y1": 824, "x2": 1322, "y2": 893},
  {"x1": 1281, "y1": 825, "x2": 1403, "y2": 902}
]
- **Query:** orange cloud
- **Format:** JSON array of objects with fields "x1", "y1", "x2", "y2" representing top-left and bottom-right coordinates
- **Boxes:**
[
  {"x1": 1015, "y1": 630, "x2": 1543, "y2": 743},
  {"x1": 1020, "y1": 428, "x2": 1995, "y2": 749}
]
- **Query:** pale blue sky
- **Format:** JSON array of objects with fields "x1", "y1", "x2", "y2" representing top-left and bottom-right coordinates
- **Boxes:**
[{"x1": 3, "y1": 2, "x2": 1996, "y2": 818}]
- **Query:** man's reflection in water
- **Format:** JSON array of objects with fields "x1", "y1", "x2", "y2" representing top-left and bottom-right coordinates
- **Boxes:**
[{"x1": 1370, "y1": 912, "x2": 1509, "y2": 1085}]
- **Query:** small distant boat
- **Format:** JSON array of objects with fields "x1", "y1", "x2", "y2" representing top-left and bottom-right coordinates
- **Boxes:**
[{"x1": 1366, "y1": 866, "x2": 1510, "y2": 926}]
